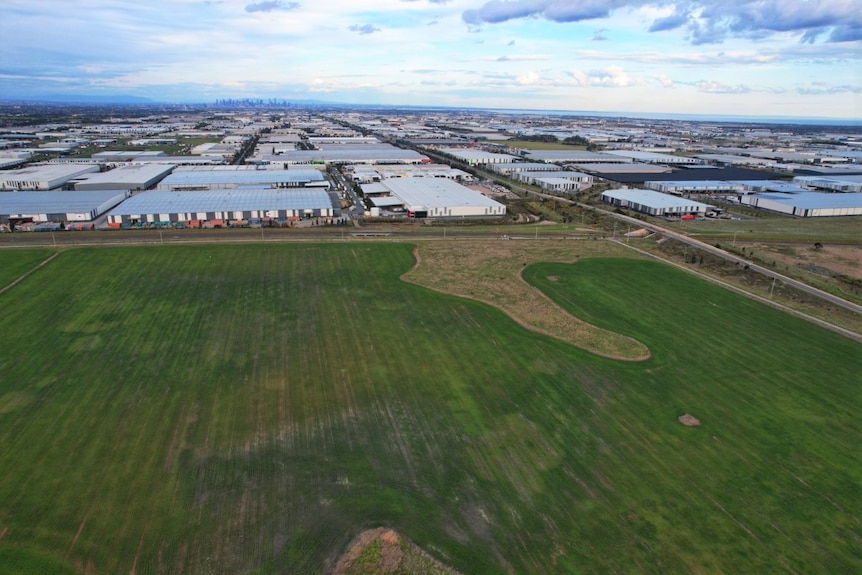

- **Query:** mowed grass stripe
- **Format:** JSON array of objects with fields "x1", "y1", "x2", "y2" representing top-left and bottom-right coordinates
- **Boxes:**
[{"x1": 0, "y1": 244, "x2": 859, "y2": 574}]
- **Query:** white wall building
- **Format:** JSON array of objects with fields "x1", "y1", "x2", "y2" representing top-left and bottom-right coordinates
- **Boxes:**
[
  {"x1": 370, "y1": 178, "x2": 505, "y2": 218},
  {"x1": 601, "y1": 189, "x2": 714, "y2": 216},
  {"x1": 0, "y1": 164, "x2": 100, "y2": 190}
]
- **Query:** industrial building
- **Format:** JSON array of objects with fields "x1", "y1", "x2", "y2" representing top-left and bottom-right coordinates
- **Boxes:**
[
  {"x1": 601, "y1": 189, "x2": 714, "y2": 217},
  {"x1": 489, "y1": 162, "x2": 560, "y2": 175},
  {"x1": 0, "y1": 190, "x2": 128, "y2": 223},
  {"x1": 74, "y1": 164, "x2": 175, "y2": 191},
  {"x1": 793, "y1": 175, "x2": 862, "y2": 193},
  {"x1": 606, "y1": 150, "x2": 703, "y2": 165},
  {"x1": 105, "y1": 189, "x2": 338, "y2": 225},
  {"x1": 437, "y1": 149, "x2": 518, "y2": 165},
  {"x1": 0, "y1": 164, "x2": 100, "y2": 190},
  {"x1": 522, "y1": 150, "x2": 632, "y2": 164},
  {"x1": 740, "y1": 192, "x2": 862, "y2": 217},
  {"x1": 156, "y1": 169, "x2": 328, "y2": 191},
  {"x1": 645, "y1": 180, "x2": 745, "y2": 195},
  {"x1": 348, "y1": 164, "x2": 473, "y2": 183},
  {"x1": 533, "y1": 177, "x2": 587, "y2": 193},
  {"x1": 363, "y1": 178, "x2": 505, "y2": 218},
  {"x1": 258, "y1": 147, "x2": 427, "y2": 166}
]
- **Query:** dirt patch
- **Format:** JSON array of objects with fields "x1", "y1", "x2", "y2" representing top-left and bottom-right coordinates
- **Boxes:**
[
  {"x1": 751, "y1": 243, "x2": 861, "y2": 281},
  {"x1": 402, "y1": 240, "x2": 650, "y2": 361},
  {"x1": 678, "y1": 414, "x2": 702, "y2": 427},
  {"x1": 332, "y1": 528, "x2": 462, "y2": 575},
  {"x1": 547, "y1": 276, "x2": 560, "y2": 282}
]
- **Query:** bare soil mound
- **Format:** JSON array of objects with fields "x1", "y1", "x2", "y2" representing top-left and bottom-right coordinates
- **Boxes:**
[
  {"x1": 332, "y1": 528, "x2": 462, "y2": 575},
  {"x1": 678, "y1": 413, "x2": 702, "y2": 427}
]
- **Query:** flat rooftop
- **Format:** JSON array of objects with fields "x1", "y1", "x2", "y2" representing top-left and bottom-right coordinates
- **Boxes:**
[
  {"x1": 158, "y1": 169, "x2": 325, "y2": 188},
  {"x1": 0, "y1": 164, "x2": 100, "y2": 182},
  {"x1": 755, "y1": 192, "x2": 862, "y2": 210},
  {"x1": 75, "y1": 164, "x2": 175, "y2": 187},
  {"x1": 380, "y1": 178, "x2": 504, "y2": 210},
  {"x1": 0, "y1": 190, "x2": 127, "y2": 214},
  {"x1": 106, "y1": 189, "x2": 334, "y2": 216},
  {"x1": 602, "y1": 189, "x2": 715, "y2": 210}
]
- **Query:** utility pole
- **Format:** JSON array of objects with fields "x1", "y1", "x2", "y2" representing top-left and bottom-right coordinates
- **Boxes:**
[{"x1": 770, "y1": 277, "x2": 777, "y2": 298}]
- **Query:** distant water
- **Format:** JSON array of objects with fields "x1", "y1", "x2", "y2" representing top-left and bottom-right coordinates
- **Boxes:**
[{"x1": 481, "y1": 108, "x2": 862, "y2": 127}]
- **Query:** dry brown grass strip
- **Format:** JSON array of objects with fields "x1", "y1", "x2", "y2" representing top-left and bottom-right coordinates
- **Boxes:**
[{"x1": 402, "y1": 240, "x2": 650, "y2": 361}]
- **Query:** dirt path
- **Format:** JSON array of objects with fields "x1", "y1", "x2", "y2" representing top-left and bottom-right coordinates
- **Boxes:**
[{"x1": 0, "y1": 251, "x2": 60, "y2": 296}]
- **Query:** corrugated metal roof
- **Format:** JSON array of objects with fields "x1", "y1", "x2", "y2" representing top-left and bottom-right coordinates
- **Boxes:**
[
  {"x1": 0, "y1": 190, "x2": 128, "y2": 213},
  {"x1": 158, "y1": 169, "x2": 324, "y2": 187},
  {"x1": 106, "y1": 189, "x2": 334, "y2": 215},
  {"x1": 380, "y1": 178, "x2": 505, "y2": 210},
  {"x1": 755, "y1": 192, "x2": 862, "y2": 209},
  {"x1": 601, "y1": 189, "x2": 714, "y2": 210}
]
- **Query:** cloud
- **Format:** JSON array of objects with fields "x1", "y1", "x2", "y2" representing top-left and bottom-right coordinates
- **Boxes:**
[
  {"x1": 648, "y1": 9, "x2": 689, "y2": 33},
  {"x1": 567, "y1": 66, "x2": 646, "y2": 88},
  {"x1": 797, "y1": 84, "x2": 862, "y2": 95},
  {"x1": 245, "y1": 1, "x2": 299, "y2": 13},
  {"x1": 493, "y1": 54, "x2": 550, "y2": 62},
  {"x1": 508, "y1": 39, "x2": 516, "y2": 46},
  {"x1": 348, "y1": 24, "x2": 381, "y2": 35},
  {"x1": 655, "y1": 74, "x2": 674, "y2": 88},
  {"x1": 592, "y1": 28, "x2": 608, "y2": 41},
  {"x1": 694, "y1": 81, "x2": 751, "y2": 94},
  {"x1": 463, "y1": 0, "x2": 862, "y2": 45}
]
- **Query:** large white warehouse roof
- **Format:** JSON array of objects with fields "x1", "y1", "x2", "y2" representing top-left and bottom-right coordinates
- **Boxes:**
[
  {"x1": 107, "y1": 189, "x2": 334, "y2": 216},
  {"x1": 157, "y1": 169, "x2": 325, "y2": 189},
  {"x1": 381, "y1": 178, "x2": 504, "y2": 211}
]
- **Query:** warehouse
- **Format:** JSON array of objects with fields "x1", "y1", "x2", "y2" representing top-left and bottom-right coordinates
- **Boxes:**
[
  {"x1": 366, "y1": 178, "x2": 505, "y2": 218},
  {"x1": 349, "y1": 164, "x2": 472, "y2": 184},
  {"x1": 490, "y1": 162, "x2": 560, "y2": 175},
  {"x1": 533, "y1": 177, "x2": 586, "y2": 193},
  {"x1": 0, "y1": 164, "x2": 100, "y2": 190},
  {"x1": 740, "y1": 192, "x2": 862, "y2": 217},
  {"x1": 156, "y1": 169, "x2": 328, "y2": 191},
  {"x1": 438, "y1": 148, "x2": 518, "y2": 165},
  {"x1": 601, "y1": 189, "x2": 714, "y2": 217},
  {"x1": 514, "y1": 170, "x2": 592, "y2": 185},
  {"x1": 105, "y1": 189, "x2": 338, "y2": 225},
  {"x1": 793, "y1": 175, "x2": 862, "y2": 193},
  {"x1": 522, "y1": 150, "x2": 632, "y2": 164},
  {"x1": 606, "y1": 150, "x2": 702, "y2": 165},
  {"x1": 645, "y1": 180, "x2": 744, "y2": 195},
  {"x1": 0, "y1": 190, "x2": 128, "y2": 224},
  {"x1": 74, "y1": 164, "x2": 176, "y2": 191},
  {"x1": 259, "y1": 147, "x2": 427, "y2": 166}
]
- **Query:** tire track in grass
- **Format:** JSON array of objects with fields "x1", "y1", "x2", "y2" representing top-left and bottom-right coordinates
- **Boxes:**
[{"x1": 0, "y1": 251, "x2": 60, "y2": 296}]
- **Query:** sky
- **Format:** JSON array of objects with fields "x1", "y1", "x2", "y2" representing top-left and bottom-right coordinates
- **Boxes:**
[{"x1": 1, "y1": 0, "x2": 860, "y2": 119}]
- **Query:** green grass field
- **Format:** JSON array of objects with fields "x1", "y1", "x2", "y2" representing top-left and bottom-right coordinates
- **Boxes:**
[
  {"x1": 664, "y1": 215, "x2": 862, "y2": 243},
  {"x1": 0, "y1": 249, "x2": 55, "y2": 289},
  {"x1": 0, "y1": 244, "x2": 859, "y2": 574}
]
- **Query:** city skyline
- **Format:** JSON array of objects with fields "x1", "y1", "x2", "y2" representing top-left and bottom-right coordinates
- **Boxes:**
[{"x1": 1, "y1": 0, "x2": 860, "y2": 120}]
